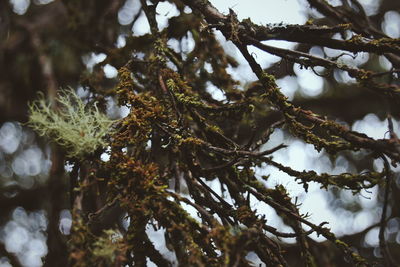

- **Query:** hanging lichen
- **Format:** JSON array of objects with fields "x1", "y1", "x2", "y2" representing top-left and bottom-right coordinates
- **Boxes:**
[{"x1": 27, "y1": 88, "x2": 115, "y2": 158}]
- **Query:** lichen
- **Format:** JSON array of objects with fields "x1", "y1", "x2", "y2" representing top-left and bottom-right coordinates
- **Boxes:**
[
  {"x1": 28, "y1": 88, "x2": 115, "y2": 158},
  {"x1": 92, "y1": 229, "x2": 127, "y2": 264}
]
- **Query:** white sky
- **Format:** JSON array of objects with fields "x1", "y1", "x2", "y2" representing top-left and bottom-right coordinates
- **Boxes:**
[{"x1": 210, "y1": 0, "x2": 307, "y2": 24}]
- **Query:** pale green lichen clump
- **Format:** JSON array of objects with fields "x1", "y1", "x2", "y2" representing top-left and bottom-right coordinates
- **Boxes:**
[
  {"x1": 92, "y1": 229, "x2": 126, "y2": 264},
  {"x1": 28, "y1": 89, "x2": 115, "y2": 158}
]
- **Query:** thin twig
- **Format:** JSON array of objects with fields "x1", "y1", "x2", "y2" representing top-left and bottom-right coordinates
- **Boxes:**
[{"x1": 379, "y1": 155, "x2": 396, "y2": 266}]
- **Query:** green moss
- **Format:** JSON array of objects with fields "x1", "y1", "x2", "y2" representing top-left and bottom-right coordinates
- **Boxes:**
[{"x1": 167, "y1": 78, "x2": 213, "y2": 109}]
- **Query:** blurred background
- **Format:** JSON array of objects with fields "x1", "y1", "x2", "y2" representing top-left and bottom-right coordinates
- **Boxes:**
[{"x1": 1, "y1": 0, "x2": 400, "y2": 266}]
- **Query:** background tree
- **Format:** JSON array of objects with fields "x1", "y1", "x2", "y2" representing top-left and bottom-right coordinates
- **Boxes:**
[{"x1": 1, "y1": 0, "x2": 400, "y2": 266}]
